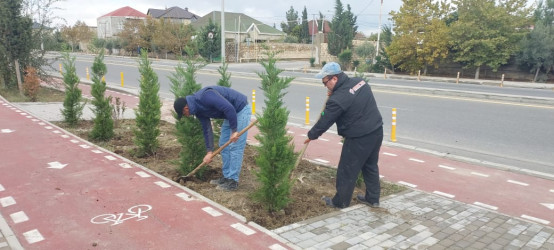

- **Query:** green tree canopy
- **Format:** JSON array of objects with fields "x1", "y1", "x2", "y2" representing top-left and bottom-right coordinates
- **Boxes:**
[
  {"x1": 300, "y1": 6, "x2": 310, "y2": 44},
  {"x1": 450, "y1": 0, "x2": 532, "y2": 79},
  {"x1": 517, "y1": 23, "x2": 554, "y2": 82},
  {"x1": 61, "y1": 20, "x2": 94, "y2": 52},
  {"x1": 197, "y1": 18, "x2": 221, "y2": 62},
  {"x1": 280, "y1": 6, "x2": 299, "y2": 36},
  {"x1": 388, "y1": 0, "x2": 450, "y2": 74},
  {"x1": 327, "y1": 0, "x2": 357, "y2": 56},
  {"x1": 0, "y1": 0, "x2": 32, "y2": 89}
]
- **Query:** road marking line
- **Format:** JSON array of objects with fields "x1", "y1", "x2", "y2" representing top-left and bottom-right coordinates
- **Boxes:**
[
  {"x1": 80, "y1": 144, "x2": 91, "y2": 149},
  {"x1": 379, "y1": 175, "x2": 384, "y2": 178},
  {"x1": 300, "y1": 134, "x2": 307, "y2": 137},
  {"x1": 507, "y1": 180, "x2": 529, "y2": 186},
  {"x1": 231, "y1": 223, "x2": 256, "y2": 235},
  {"x1": 315, "y1": 158, "x2": 329, "y2": 164},
  {"x1": 20, "y1": 113, "x2": 26, "y2": 115},
  {"x1": 541, "y1": 203, "x2": 554, "y2": 210},
  {"x1": 135, "y1": 171, "x2": 151, "y2": 178},
  {"x1": 176, "y1": 192, "x2": 194, "y2": 201},
  {"x1": 104, "y1": 155, "x2": 117, "y2": 161},
  {"x1": 15, "y1": 110, "x2": 21, "y2": 113},
  {"x1": 119, "y1": 163, "x2": 132, "y2": 169},
  {"x1": 70, "y1": 139, "x2": 79, "y2": 143},
  {"x1": 471, "y1": 172, "x2": 490, "y2": 177},
  {"x1": 0, "y1": 196, "x2": 16, "y2": 207},
  {"x1": 202, "y1": 207, "x2": 222, "y2": 217},
  {"x1": 32, "y1": 119, "x2": 39, "y2": 122},
  {"x1": 10, "y1": 211, "x2": 29, "y2": 224},
  {"x1": 26, "y1": 116, "x2": 32, "y2": 118},
  {"x1": 269, "y1": 244, "x2": 288, "y2": 250},
  {"x1": 521, "y1": 215, "x2": 550, "y2": 225},
  {"x1": 474, "y1": 202, "x2": 498, "y2": 210},
  {"x1": 0, "y1": 184, "x2": 4, "y2": 191},
  {"x1": 319, "y1": 138, "x2": 330, "y2": 141},
  {"x1": 91, "y1": 150, "x2": 103, "y2": 154},
  {"x1": 287, "y1": 131, "x2": 294, "y2": 134},
  {"x1": 433, "y1": 191, "x2": 455, "y2": 198},
  {"x1": 23, "y1": 229, "x2": 44, "y2": 244},
  {"x1": 398, "y1": 181, "x2": 417, "y2": 188},
  {"x1": 383, "y1": 152, "x2": 397, "y2": 156},
  {"x1": 438, "y1": 165, "x2": 456, "y2": 170},
  {"x1": 409, "y1": 158, "x2": 425, "y2": 163},
  {"x1": 38, "y1": 122, "x2": 45, "y2": 125},
  {"x1": 375, "y1": 89, "x2": 554, "y2": 109},
  {"x1": 52, "y1": 130, "x2": 61, "y2": 134},
  {"x1": 47, "y1": 161, "x2": 67, "y2": 169},
  {"x1": 44, "y1": 126, "x2": 53, "y2": 129},
  {"x1": 550, "y1": 189, "x2": 554, "y2": 193},
  {"x1": 338, "y1": 142, "x2": 343, "y2": 145},
  {"x1": 154, "y1": 181, "x2": 171, "y2": 188}
]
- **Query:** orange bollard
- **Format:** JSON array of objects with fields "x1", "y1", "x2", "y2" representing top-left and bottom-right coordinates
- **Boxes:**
[
  {"x1": 391, "y1": 108, "x2": 397, "y2": 142},
  {"x1": 305, "y1": 97, "x2": 310, "y2": 125},
  {"x1": 251, "y1": 89, "x2": 256, "y2": 114}
]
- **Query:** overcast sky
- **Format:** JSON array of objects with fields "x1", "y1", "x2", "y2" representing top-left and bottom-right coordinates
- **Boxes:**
[{"x1": 51, "y1": 0, "x2": 403, "y2": 35}]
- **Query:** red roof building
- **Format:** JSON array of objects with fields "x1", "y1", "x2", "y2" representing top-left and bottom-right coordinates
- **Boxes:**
[
  {"x1": 97, "y1": 6, "x2": 148, "y2": 39},
  {"x1": 100, "y1": 6, "x2": 148, "y2": 18}
]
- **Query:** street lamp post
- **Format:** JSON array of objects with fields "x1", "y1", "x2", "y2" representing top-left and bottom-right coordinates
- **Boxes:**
[
  {"x1": 375, "y1": 0, "x2": 383, "y2": 62},
  {"x1": 221, "y1": 0, "x2": 225, "y2": 65}
]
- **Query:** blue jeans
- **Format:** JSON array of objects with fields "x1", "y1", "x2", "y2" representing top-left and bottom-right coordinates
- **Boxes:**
[{"x1": 219, "y1": 104, "x2": 251, "y2": 182}]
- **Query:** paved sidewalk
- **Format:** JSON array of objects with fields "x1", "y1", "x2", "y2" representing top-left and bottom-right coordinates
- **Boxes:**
[
  {"x1": 2, "y1": 81, "x2": 554, "y2": 249},
  {"x1": 275, "y1": 191, "x2": 554, "y2": 249}
]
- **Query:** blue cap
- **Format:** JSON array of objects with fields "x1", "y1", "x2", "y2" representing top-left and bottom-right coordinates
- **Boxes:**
[{"x1": 315, "y1": 62, "x2": 342, "y2": 78}]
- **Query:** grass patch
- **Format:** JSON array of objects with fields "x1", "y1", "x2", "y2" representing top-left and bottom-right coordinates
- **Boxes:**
[{"x1": 0, "y1": 86, "x2": 65, "y2": 102}]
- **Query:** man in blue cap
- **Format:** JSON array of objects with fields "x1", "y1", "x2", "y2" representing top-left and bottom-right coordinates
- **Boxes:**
[
  {"x1": 304, "y1": 62, "x2": 384, "y2": 208},
  {"x1": 174, "y1": 86, "x2": 251, "y2": 191}
]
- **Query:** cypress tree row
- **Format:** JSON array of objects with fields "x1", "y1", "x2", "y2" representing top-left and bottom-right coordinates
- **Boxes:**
[
  {"x1": 134, "y1": 50, "x2": 162, "y2": 157},
  {"x1": 60, "y1": 52, "x2": 85, "y2": 127},
  {"x1": 253, "y1": 52, "x2": 296, "y2": 212},
  {"x1": 169, "y1": 51, "x2": 206, "y2": 175},
  {"x1": 89, "y1": 50, "x2": 114, "y2": 141}
]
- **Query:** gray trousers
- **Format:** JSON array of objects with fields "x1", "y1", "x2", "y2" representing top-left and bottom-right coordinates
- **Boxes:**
[{"x1": 332, "y1": 126, "x2": 383, "y2": 208}]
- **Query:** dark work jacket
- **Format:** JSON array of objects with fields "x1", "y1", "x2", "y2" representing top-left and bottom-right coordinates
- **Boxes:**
[
  {"x1": 185, "y1": 86, "x2": 248, "y2": 151},
  {"x1": 308, "y1": 73, "x2": 383, "y2": 140}
]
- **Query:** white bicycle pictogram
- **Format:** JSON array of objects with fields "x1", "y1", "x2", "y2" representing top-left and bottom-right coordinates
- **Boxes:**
[{"x1": 90, "y1": 205, "x2": 152, "y2": 225}]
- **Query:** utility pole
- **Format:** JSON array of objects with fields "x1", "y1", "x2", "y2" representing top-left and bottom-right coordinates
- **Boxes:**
[
  {"x1": 237, "y1": 14, "x2": 240, "y2": 62},
  {"x1": 311, "y1": 14, "x2": 316, "y2": 58},
  {"x1": 375, "y1": 0, "x2": 383, "y2": 62},
  {"x1": 221, "y1": 0, "x2": 225, "y2": 65}
]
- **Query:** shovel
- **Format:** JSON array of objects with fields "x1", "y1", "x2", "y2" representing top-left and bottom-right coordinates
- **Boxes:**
[
  {"x1": 289, "y1": 96, "x2": 329, "y2": 180},
  {"x1": 177, "y1": 119, "x2": 258, "y2": 183}
]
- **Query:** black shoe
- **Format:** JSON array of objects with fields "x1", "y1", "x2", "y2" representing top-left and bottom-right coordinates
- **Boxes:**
[
  {"x1": 356, "y1": 195, "x2": 379, "y2": 208},
  {"x1": 216, "y1": 179, "x2": 238, "y2": 191},
  {"x1": 322, "y1": 196, "x2": 337, "y2": 208},
  {"x1": 210, "y1": 177, "x2": 228, "y2": 185}
]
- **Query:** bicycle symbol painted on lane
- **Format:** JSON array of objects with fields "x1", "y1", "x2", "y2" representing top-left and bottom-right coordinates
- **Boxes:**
[{"x1": 90, "y1": 205, "x2": 152, "y2": 226}]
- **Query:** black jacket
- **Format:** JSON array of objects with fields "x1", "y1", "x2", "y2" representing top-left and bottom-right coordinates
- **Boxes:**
[{"x1": 308, "y1": 72, "x2": 383, "y2": 140}]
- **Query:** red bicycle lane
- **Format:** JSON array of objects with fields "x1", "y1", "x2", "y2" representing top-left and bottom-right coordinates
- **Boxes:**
[{"x1": 0, "y1": 99, "x2": 291, "y2": 249}]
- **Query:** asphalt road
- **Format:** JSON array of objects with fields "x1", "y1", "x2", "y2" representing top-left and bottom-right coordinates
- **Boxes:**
[{"x1": 47, "y1": 53, "x2": 554, "y2": 176}]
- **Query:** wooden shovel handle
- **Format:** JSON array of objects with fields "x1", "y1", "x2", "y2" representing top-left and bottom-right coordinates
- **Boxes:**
[{"x1": 185, "y1": 119, "x2": 259, "y2": 178}]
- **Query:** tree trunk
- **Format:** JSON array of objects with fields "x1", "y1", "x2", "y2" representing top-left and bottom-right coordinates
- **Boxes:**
[
  {"x1": 475, "y1": 66, "x2": 480, "y2": 80},
  {"x1": 533, "y1": 67, "x2": 540, "y2": 83},
  {"x1": 15, "y1": 59, "x2": 23, "y2": 95}
]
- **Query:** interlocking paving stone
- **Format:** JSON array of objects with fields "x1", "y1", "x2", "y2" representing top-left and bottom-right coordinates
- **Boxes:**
[{"x1": 274, "y1": 190, "x2": 554, "y2": 249}]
